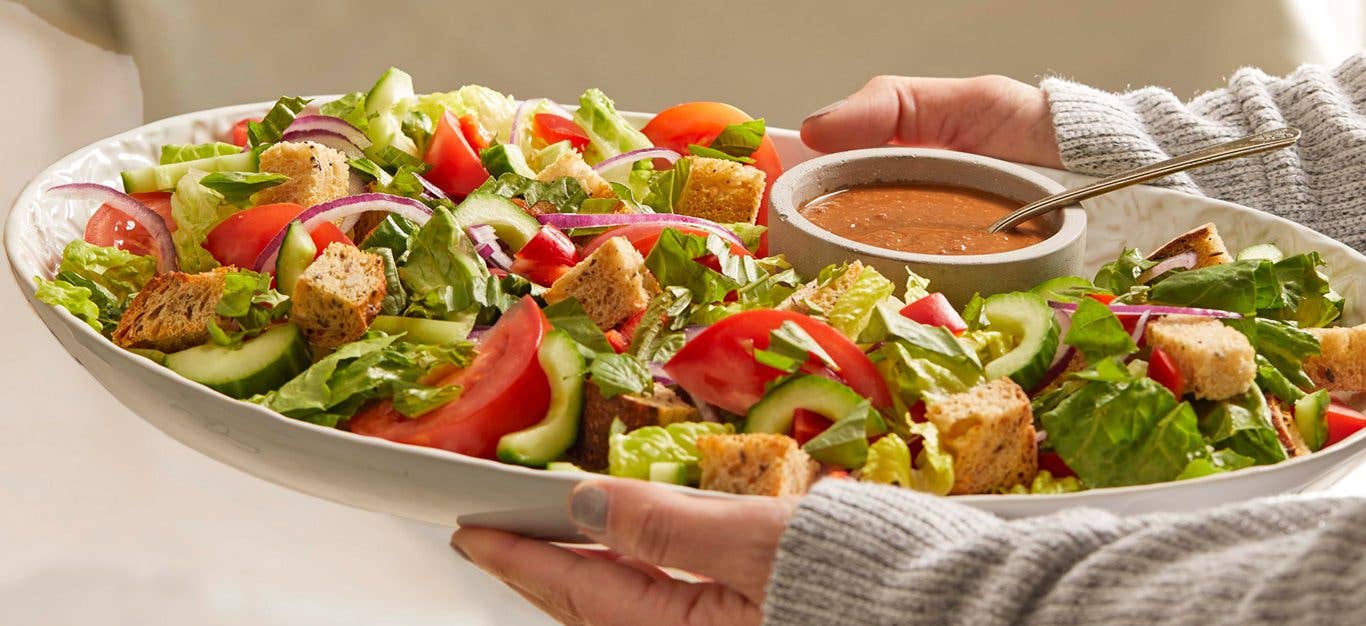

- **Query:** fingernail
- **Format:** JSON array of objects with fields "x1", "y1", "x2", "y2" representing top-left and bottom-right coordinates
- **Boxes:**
[
  {"x1": 570, "y1": 484, "x2": 609, "y2": 533},
  {"x1": 805, "y1": 98, "x2": 846, "y2": 121},
  {"x1": 450, "y1": 535, "x2": 471, "y2": 563}
]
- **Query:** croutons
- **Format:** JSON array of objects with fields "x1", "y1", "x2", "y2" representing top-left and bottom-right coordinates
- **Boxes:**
[
  {"x1": 113, "y1": 267, "x2": 231, "y2": 353},
  {"x1": 291, "y1": 244, "x2": 386, "y2": 349},
  {"x1": 1305, "y1": 324, "x2": 1366, "y2": 391},
  {"x1": 925, "y1": 378, "x2": 1038, "y2": 495},
  {"x1": 675, "y1": 156, "x2": 766, "y2": 224},
  {"x1": 544, "y1": 237, "x2": 658, "y2": 330},
  {"x1": 252, "y1": 141, "x2": 352, "y2": 208},
  {"x1": 1146, "y1": 316, "x2": 1256, "y2": 400},
  {"x1": 697, "y1": 433, "x2": 818, "y2": 496},
  {"x1": 1147, "y1": 223, "x2": 1232, "y2": 269},
  {"x1": 778, "y1": 261, "x2": 865, "y2": 315},
  {"x1": 537, "y1": 149, "x2": 614, "y2": 199},
  {"x1": 571, "y1": 384, "x2": 700, "y2": 470}
]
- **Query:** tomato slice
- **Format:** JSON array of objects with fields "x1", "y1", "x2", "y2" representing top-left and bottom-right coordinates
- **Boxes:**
[
  {"x1": 532, "y1": 114, "x2": 591, "y2": 152},
  {"x1": 664, "y1": 309, "x2": 892, "y2": 415},
  {"x1": 605, "y1": 329, "x2": 629, "y2": 354},
  {"x1": 1085, "y1": 292, "x2": 1117, "y2": 305},
  {"x1": 458, "y1": 114, "x2": 489, "y2": 151},
  {"x1": 510, "y1": 225, "x2": 577, "y2": 286},
  {"x1": 1325, "y1": 403, "x2": 1366, "y2": 448},
  {"x1": 230, "y1": 118, "x2": 258, "y2": 148},
  {"x1": 84, "y1": 192, "x2": 175, "y2": 260},
  {"x1": 642, "y1": 102, "x2": 783, "y2": 255},
  {"x1": 899, "y1": 293, "x2": 968, "y2": 335},
  {"x1": 1148, "y1": 346, "x2": 1185, "y2": 398},
  {"x1": 792, "y1": 409, "x2": 834, "y2": 447},
  {"x1": 617, "y1": 308, "x2": 648, "y2": 340},
  {"x1": 425, "y1": 111, "x2": 491, "y2": 198},
  {"x1": 1037, "y1": 451, "x2": 1076, "y2": 479},
  {"x1": 581, "y1": 224, "x2": 750, "y2": 259},
  {"x1": 203, "y1": 203, "x2": 352, "y2": 269},
  {"x1": 348, "y1": 296, "x2": 552, "y2": 458}
]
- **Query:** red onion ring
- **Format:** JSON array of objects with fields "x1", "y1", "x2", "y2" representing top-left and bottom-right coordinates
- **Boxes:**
[
  {"x1": 49, "y1": 183, "x2": 178, "y2": 273},
  {"x1": 253, "y1": 193, "x2": 433, "y2": 271},
  {"x1": 1138, "y1": 251, "x2": 1198, "y2": 283},
  {"x1": 1048, "y1": 301, "x2": 1241, "y2": 319},
  {"x1": 537, "y1": 213, "x2": 743, "y2": 247},
  {"x1": 279, "y1": 129, "x2": 366, "y2": 159},
  {"x1": 285, "y1": 115, "x2": 372, "y2": 149},
  {"x1": 591, "y1": 148, "x2": 682, "y2": 174},
  {"x1": 416, "y1": 174, "x2": 449, "y2": 201},
  {"x1": 467, "y1": 225, "x2": 512, "y2": 270},
  {"x1": 509, "y1": 99, "x2": 542, "y2": 148}
]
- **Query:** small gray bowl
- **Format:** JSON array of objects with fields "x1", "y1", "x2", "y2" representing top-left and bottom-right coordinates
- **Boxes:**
[{"x1": 768, "y1": 148, "x2": 1087, "y2": 305}]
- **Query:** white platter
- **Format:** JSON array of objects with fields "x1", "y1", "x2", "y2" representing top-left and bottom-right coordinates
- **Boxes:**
[{"x1": 8, "y1": 98, "x2": 1366, "y2": 540}]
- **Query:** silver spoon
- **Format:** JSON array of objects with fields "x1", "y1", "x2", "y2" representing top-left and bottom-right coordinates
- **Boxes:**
[{"x1": 987, "y1": 127, "x2": 1301, "y2": 233}]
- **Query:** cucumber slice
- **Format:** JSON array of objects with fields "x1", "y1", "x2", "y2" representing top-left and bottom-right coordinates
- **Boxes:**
[
  {"x1": 275, "y1": 222, "x2": 316, "y2": 296},
  {"x1": 450, "y1": 192, "x2": 541, "y2": 252},
  {"x1": 120, "y1": 151, "x2": 258, "y2": 193},
  {"x1": 164, "y1": 324, "x2": 311, "y2": 399},
  {"x1": 365, "y1": 67, "x2": 415, "y2": 115},
  {"x1": 980, "y1": 292, "x2": 1059, "y2": 390},
  {"x1": 369, "y1": 315, "x2": 474, "y2": 345},
  {"x1": 1236, "y1": 243, "x2": 1285, "y2": 263},
  {"x1": 1295, "y1": 389, "x2": 1330, "y2": 451},
  {"x1": 481, "y1": 143, "x2": 537, "y2": 178},
  {"x1": 744, "y1": 375, "x2": 865, "y2": 434},
  {"x1": 497, "y1": 330, "x2": 586, "y2": 466},
  {"x1": 648, "y1": 462, "x2": 688, "y2": 485}
]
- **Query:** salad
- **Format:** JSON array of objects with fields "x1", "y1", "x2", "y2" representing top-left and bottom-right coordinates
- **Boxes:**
[{"x1": 34, "y1": 68, "x2": 1366, "y2": 498}]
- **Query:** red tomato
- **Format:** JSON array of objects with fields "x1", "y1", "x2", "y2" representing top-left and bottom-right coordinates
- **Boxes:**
[
  {"x1": 582, "y1": 224, "x2": 751, "y2": 259},
  {"x1": 230, "y1": 118, "x2": 257, "y2": 148},
  {"x1": 642, "y1": 102, "x2": 784, "y2": 255},
  {"x1": 203, "y1": 203, "x2": 352, "y2": 268},
  {"x1": 1325, "y1": 403, "x2": 1366, "y2": 448},
  {"x1": 899, "y1": 293, "x2": 968, "y2": 335},
  {"x1": 1038, "y1": 451, "x2": 1076, "y2": 479},
  {"x1": 664, "y1": 310, "x2": 892, "y2": 415},
  {"x1": 617, "y1": 308, "x2": 648, "y2": 341},
  {"x1": 425, "y1": 111, "x2": 491, "y2": 198},
  {"x1": 532, "y1": 114, "x2": 591, "y2": 152},
  {"x1": 84, "y1": 192, "x2": 175, "y2": 260},
  {"x1": 1085, "y1": 292, "x2": 1117, "y2": 305},
  {"x1": 509, "y1": 257, "x2": 570, "y2": 287},
  {"x1": 348, "y1": 297, "x2": 552, "y2": 459},
  {"x1": 509, "y1": 225, "x2": 576, "y2": 287},
  {"x1": 1148, "y1": 346, "x2": 1186, "y2": 398},
  {"x1": 605, "y1": 330, "x2": 629, "y2": 354},
  {"x1": 792, "y1": 409, "x2": 834, "y2": 447},
  {"x1": 458, "y1": 114, "x2": 489, "y2": 151}
]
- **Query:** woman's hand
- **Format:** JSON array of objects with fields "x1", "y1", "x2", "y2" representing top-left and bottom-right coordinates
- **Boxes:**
[
  {"x1": 801, "y1": 75, "x2": 1063, "y2": 168},
  {"x1": 451, "y1": 479, "x2": 795, "y2": 626}
]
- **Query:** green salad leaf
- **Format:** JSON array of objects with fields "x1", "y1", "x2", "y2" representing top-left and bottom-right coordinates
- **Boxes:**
[
  {"x1": 543, "y1": 298, "x2": 613, "y2": 354},
  {"x1": 475, "y1": 172, "x2": 589, "y2": 213},
  {"x1": 1147, "y1": 259, "x2": 1275, "y2": 314},
  {"x1": 169, "y1": 170, "x2": 238, "y2": 273},
  {"x1": 1261, "y1": 252, "x2": 1343, "y2": 327},
  {"x1": 998, "y1": 470, "x2": 1083, "y2": 494},
  {"x1": 1194, "y1": 385, "x2": 1287, "y2": 466},
  {"x1": 320, "y1": 92, "x2": 369, "y2": 131},
  {"x1": 860, "y1": 423, "x2": 955, "y2": 496},
  {"x1": 826, "y1": 265, "x2": 894, "y2": 340},
  {"x1": 1031, "y1": 276, "x2": 1099, "y2": 304},
  {"x1": 642, "y1": 158, "x2": 690, "y2": 213},
  {"x1": 573, "y1": 88, "x2": 653, "y2": 165},
  {"x1": 34, "y1": 276, "x2": 103, "y2": 331},
  {"x1": 873, "y1": 305, "x2": 985, "y2": 414},
  {"x1": 590, "y1": 353, "x2": 653, "y2": 399},
  {"x1": 198, "y1": 171, "x2": 288, "y2": 206},
  {"x1": 1226, "y1": 317, "x2": 1320, "y2": 389},
  {"x1": 399, "y1": 206, "x2": 493, "y2": 317},
  {"x1": 56, "y1": 239, "x2": 156, "y2": 300},
  {"x1": 1064, "y1": 297, "x2": 1138, "y2": 364},
  {"x1": 160, "y1": 142, "x2": 241, "y2": 165},
  {"x1": 608, "y1": 420, "x2": 732, "y2": 483},
  {"x1": 207, "y1": 269, "x2": 290, "y2": 346},
  {"x1": 359, "y1": 214, "x2": 419, "y2": 260},
  {"x1": 1176, "y1": 448, "x2": 1256, "y2": 480},
  {"x1": 405, "y1": 86, "x2": 517, "y2": 142},
  {"x1": 686, "y1": 119, "x2": 765, "y2": 164},
  {"x1": 247, "y1": 96, "x2": 311, "y2": 150},
  {"x1": 1093, "y1": 248, "x2": 1156, "y2": 294}
]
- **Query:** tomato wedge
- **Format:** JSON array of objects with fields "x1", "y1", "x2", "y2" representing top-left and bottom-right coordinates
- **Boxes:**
[
  {"x1": 203, "y1": 203, "x2": 352, "y2": 268},
  {"x1": 230, "y1": 118, "x2": 258, "y2": 148},
  {"x1": 792, "y1": 409, "x2": 834, "y2": 447},
  {"x1": 532, "y1": 114, "x2": 590, "y2": 152},
  {"x1": 1037, "y1": 451, "x2": 1076, "y2": 479},
  {"x1": 1148, "y1": 346, "x2": 1186, "y2": 398},
  {"x1": 582, "y1": 224, "x2": 750, "y2": 259},
  {"x1": 84, "y1": 192, "x2": 175, "y2": 260},
  {"x1": 348, "y1": 296, "x2": 553, "y2": 459},
  {"x1": 458, "y1": 114, "x2": 489, "y2": 151},
  {"x1": 1325, "y1": 403, "x2": 1366, "y2": 448},
  {"x1": 510, "y1": 225, "x2": 577, "y2": 287},
  {"x1": 424, "y1": 111, "x2": 491, "y2": 198},
  {"x1": 900, "y1": 293, "x2": 968, "y2": 335},
  {"x1": 664, "y1": 309, "x2": 891, "y2": 415}
]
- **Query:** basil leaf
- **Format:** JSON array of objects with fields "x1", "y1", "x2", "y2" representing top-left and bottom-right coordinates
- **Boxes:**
[
  {"x1": 544, "y1": 298, "x2": 613, "y2": 354},
  {"x1": 1093, "y1": 248, "x2": 1156, "y2": 294},
  {"x1": 198, "y1": 171, "x2": 289, "y2": 206},
  {"x1": 1064, "y1": 297, "x2": 1138, "y2": 363},
  {"x1": 590, "y1": 352, "x2": 653, "y2": 399}
]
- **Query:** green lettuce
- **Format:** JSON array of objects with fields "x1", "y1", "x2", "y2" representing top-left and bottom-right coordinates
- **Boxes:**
[
  {"x1": 1194, "y1": 385, "x2": 1286, "y2": 466},
  {"x1": 247, "y1": 96, "x2": 311, "y2": 150},
  {"x1": 399, "y1": 206, "x2": 493, "y2": 318},
  {"x1": 608, "y1": 420, "x2": 733, "y2": 483},
  {"x1": 319, "y1": 92, "x2": 369, "y2": 131},
  {"x1": 873, "y1": 308, "x2": 986, "y2": 415},
  {"x1": 1093, "y1": 248, "x2": 1156, "y2": 294},
  {"x1": 1175, "y1": 448, "x2": 1256, "y2": 480},
  {"x1": 1064, "y1": 297, "x2": 1138, "y2": 364},
  {"x1": 589, "y1": 353, "x2": 653, "y2": 399},
  {"x1": 573, "y1": 88, "x2": 653, "y2": 165},
  {"x1": 359, "y1": 215, "x2": 419, "y2": 260},
  {"x1": 1148, "y1": 259, "x2": 1276, "y2": 314},
  {"x1": 56, "y1": 239, "x2": 156, "y2": 300},
  {"x1": 160, "y1": 142, "x2": 241, "y2": 165},
  {"x1": 827, "y1": 265, "x2": 895, "y2": 340},
  {"x1": 861, "y1": 424, "x2": 955, "y2": 496},
  {"x1": 403, "y1": 86, "x2": 517, "y2": 142},
  {"x1": 474, "y1": 172, "x2": 589, "y2": 213},
  {"x1": 170, "y1": 170, "x2": 238, "y2": 272},
  {"x1": 34, "y1": 276, "x2": 103, "y2": 331},
  {"x1": 998, "y1": 470, "x2": 1083, "y2": 494},
  {"x1": 206, "y1": 270, "x2": 290, "y2": 346},
  {"x1": 687, "y1": 119, "x2": 765, "y2": 164},
  {"x1": 1227, "y1": 317, "x2": 1320, "y2": 389},
  {"x1": 1031, "y1": 275, "x2": 1099, "y2": 304},
  {"x1": 642, "y1": 158, "x2": 689, "y2": 213},
  {"x1": 199, "y1": 171, "x2": 288, "y2": 207},
  {"x1": 957, "y1": 329, "x2": 1014, "y2": 365},
  {"x1": 543, "y1": 298, "x2": 613, "y2": 354},
  {"x1": 1261, "y1": 252, "x2": 1343, "y2": 327}
]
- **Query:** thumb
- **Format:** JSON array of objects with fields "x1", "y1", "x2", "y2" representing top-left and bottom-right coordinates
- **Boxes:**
[{"x1": 800, "y1": 75, "x2": 950, "y2": 153}]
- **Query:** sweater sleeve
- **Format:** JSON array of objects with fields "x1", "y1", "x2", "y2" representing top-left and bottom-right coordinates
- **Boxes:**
[
  {"x1": 763, "y1": 479, "x2": 1366, "y2": 626},
  {"x1": 1041, "y1": 53, "x2": 1366, "y2": 252}
]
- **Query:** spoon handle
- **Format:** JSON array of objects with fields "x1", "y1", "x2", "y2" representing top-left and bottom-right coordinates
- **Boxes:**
[{"x1": 987, "y1": 127, "x2": 1302, "y2": 233}]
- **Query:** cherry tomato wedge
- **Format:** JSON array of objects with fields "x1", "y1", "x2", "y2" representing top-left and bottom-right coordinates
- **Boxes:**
[
  {"x1": 348, "y1": 296, "x2": 553, "y2": 459},
  {"x1": 605, "y1": 330, "x2": 629, "y2": 354},
  {"x1": 1148, "y1": 346, "x2": 1186, "y2": 398},
  {"x1": 532, "y1": 114, "x2": 591, "y2": 152},
  {"x1": 1037, "y1": 451, "x2": 1077, "y2": 479},
  {"x1": 1325, "y1": 403, "x2": 1366, "y2": 448},
  {"x1": 664, "y1": 309, "x2": 892, "y2": 415},
  {"x1": 84, "y1": 192, "x2": 175, "y2": 260},
  {"x1": 581, "y1": 224, "x2": 750, "y2": 259},
  {"x1": 1085, "y1": 292, "x2": 1117, "y2": 305},
  {"x1": 792, "y1": 408, "x2": 834, "y2": 447},
  {"x1": 230, "y1": 118, "x2": 258, "y2": 148},
  {"x1": 617, "y1": 309, "x2": 649, "y2": 342},
  {"x1": 424, "y1": 111, "x2": 491, "y2": 198},
  {"x1": 899, "y1": 293, "x2": 968, "y2": 335},
  {"x1": 510, "y1": 225, "x2": 577, "y2": 287},
  {"x1": 458, "y1": 114, "x2": 489, "y2": 151},
  {"x1": 203, "y1": 203, "x2": 352, "y2": 269}
]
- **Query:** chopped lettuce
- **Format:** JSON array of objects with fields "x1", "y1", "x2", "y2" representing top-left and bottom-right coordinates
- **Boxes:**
[
  {"x1": 802, "y1": 402, "x2": 875, "y2": 468},
  {"x1": 399, "y1": 206, "x2": 493, "y2": 318},
  {"x1": 903, "y1": 269, "x2": 932, "y2": 304},
  {"x1": 861, "y1": 423, "x2": 955, "y2": 496},
  {"x1": 1194, "y1": 385, "x2": 1287, "y2": 466},
  {"x1": 1262, "y1": 252, "x2": 1343, "y2": 327},
  {"x1": 359, "y1": 215, "x2": 419, "y2": 260},
  {"x1": 998, "y1": 470, "x2": 1083, "y2": 494},
  {"x1": 319, "y1": 92, "x2": 369, "y2": 131},
  {"x1": 873, "y1": 311, "x2": 986, "y2": 416},
  {"x1": 56, "y1": 239, "x2": 156, "y2": 300},
  {"x1": 34, "y1": 276, "x2": 103, "y2": 331},
  {"x1": 207, "y1": 270, "x2": 290, "y2": 346},
  {"x1": 160, "y1": 142, "x2": 241, "y2": 165},
  {"x1": 403, "y1": 86, "x2": 517, "y2": 142},
  {"x1": 642, "y1": 158, "x2": 689, "y2": 213},
  {"x1": 543, "y1": 298, "x2": 614, "y2": 354},
  {"x1": 1226, "y1": 317, "x2": 1321, "y2": 389},
  {"x1": 722, "y1": 222, "x2": 767, "y2": 253},
  {"x1": 957, "y1": 329, "x2": 1015, "y2": 365},
  {"x1": 826, "y1": 265, "x2": 894, "y2": 340},
  {"x1": 475, "y1": 172, "x2": 589, "y2": 213},
  {"x1": 371, "y1": 247, "x2": 408, "y2": 316},
  {"x1": 589, "y1": 353, "x2": 653, "y2": 398},
  {"x1": 392, "y1": 381, "x2": 463, "y2": 418},
  {"x1": 1064, "y1": 297, "x2": 1138, "y2": 364},
  {"x1": 247, "y1": 96, "x2": 311, "y2": 150},
  {"x1": 1176, "y1": 448, "x2": 1256, "y2": 480},
  {"x1": 687, "y1": 119, "x2": 765, "y2": 164},
  {"x1": 1031, "y1": 275, "x2": 1099, "y2": 304},
  {"x1": 573, "y1": 88, "x2": 653, "y2": 165},
  {"x1": 1147, "y1": 259, "x2": 1275, "y2": 314},
  {"x1": 198, "y1": 171, "x2": 288, "y2": 207},
  {"x1": 1255, "y1": 354, "x2": 1306, "y2": 406},
  {"x1": 627, "y1": 286, "x2": 692, "y2": 364},
  {"x1": 643, "y1": 229, "x2": 746, "y2": 304},
  {"x1": 1093, "y1": 248, "x2": 1156, "y2": 294},
  {"x1": 170, "y1": 170, "x2": 238, "y2": 273},
  {"x1": 608, "y1": 420, "x2": 733, "y2": 483}
]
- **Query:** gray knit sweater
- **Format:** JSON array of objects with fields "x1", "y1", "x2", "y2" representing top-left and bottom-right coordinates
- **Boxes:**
[{"x1": 764, "y1": 55, "x2": 1366, "y2": 625}]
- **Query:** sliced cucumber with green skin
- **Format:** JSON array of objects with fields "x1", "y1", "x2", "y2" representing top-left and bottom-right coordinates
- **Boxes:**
[
  {"x1": 1237, "y1": 243, "x2": 1285, "y2": 263},
  {"x1": 164, "y1": 324, "x2": 311, "y2": 399},
  {"x1": 744, "y1": 375, "x2": 866, "y2": 434},
  {"x1": 450, "y1": 192, "x2": 541, "y2": 251},
  {"x1": 980, "y1": 292, "x2": 1059, "y2": 390},
  {"x1": 481, "y1": 144, "x2": 537, "y2": 178},
  {"x1": 648, "y1": 462, "x2": 688, "y2": 484},
  {"x1": 275, "y1": 222, "x2": 316, "y2": 297},
  {"x1": 497, "y1": 330, "x2": 586, "y2": 467},
  {"x1": 369, "y1": 315, "x2": 474, "y2": 345},
  {"x1": 121, "y1": 151, "x2": 259, "y2": 193},
  {"x1": 1295, "y1": 389, "x2": 1330, "y2": 452},
  {"x1": 363, "y1": 67, "x2": 419, "y2": 156}
]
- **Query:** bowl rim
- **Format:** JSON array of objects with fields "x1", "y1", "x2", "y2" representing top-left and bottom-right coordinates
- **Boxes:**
[
  {"x1": 8, "y1": 97, "x2": 1366, "y2": 507},
  {"x1": 770, "y1": 146, "x2": 1087, "y2": 265}
]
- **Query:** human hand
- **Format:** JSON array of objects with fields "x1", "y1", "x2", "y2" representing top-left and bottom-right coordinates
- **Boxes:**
[
  {"x1": 801, "y1": 75, "x2": 1063, "y2": 168},
  {"x1": 451, "y1": 479, "x2": 796, "y2": 626}
]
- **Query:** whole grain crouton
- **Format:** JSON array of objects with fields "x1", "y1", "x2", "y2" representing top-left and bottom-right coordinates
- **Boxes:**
[
  {"x1": 1268, "y1": 395, "x2": 1312, "y2": 458},
  {"x1": 1305, "y1": 324, "x2": 1366, "y2": 391},
  {"x1": 537, "y1": 149, "x2": 614, "y2": 199},
  {"x1": 544, "y1": 237, "x2": 658, "y2": 330},
  {"x1": 925, "y1": 378, "x2": 1038, "y2": 495},
  {"x1": 1147, "y1": 223, "x2": 1231, "y2": 269},
  {"x1": 291, "y1": 244, "x2": 386, "y2": 349},
  {"x1": 697, "y1": 433, "x2": 818, "y2": 496},
  {"x1": 675, "y1": 156, "x2": 765, "y2": 224},
  {"x1": 1146, "y1": 316, "x2": 1255, "y2": 400},
  {"x1": 113, "y1": 267, "x2": 232, "y2": 353},
  {"x1": 571, "y1": 384, "x2": 700, "y2": 470},
  {"x1": 252, "y1": 141, "x2": 352, "y2": 208}
]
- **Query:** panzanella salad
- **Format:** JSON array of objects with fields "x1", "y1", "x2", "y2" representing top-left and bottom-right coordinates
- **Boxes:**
[{"x1": 34, "y1": 68, "x2": 1366, "y2": 497}]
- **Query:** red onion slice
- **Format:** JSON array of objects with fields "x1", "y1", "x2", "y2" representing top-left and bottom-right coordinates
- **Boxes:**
[
  {"x1": 253, "y1": 193, "x2": 433, "y2": 271},
  {"x1": 1048, "y1": 301, "x2": 1241, "y2": 319},
  {"x1": 49, "y1": 183, "x2": 178, "y2": 273},
  {"x1": 416, "y1": 174, "x2": 449, "y2": 201},
  {"x1": 466, "y1": 224, "x2": 499, "y2": 247},
  {"x1": 509, "y1": 99, "x2": 543, "y2": 148},
  {"x1": 591, "y1": 148, "x2": 682, "y2": 174},
  {"x1": 467, "y1": 224, "x2": 512, "y2": 270},
  {"x1": 537, "y1": 212, "x2": 743, "y2": 247},
  {"x1": 1138, "y1": 251, "x2": 1198, "y2": 283},
  {"x1": 1033, "y1": 346, "x2": 1077, "y2": 394},
  {"x1": 279, "y1": 129, "x2": 366, "y2": 159},
  {"x1": 1130, "y1": 310, "x2": 1153, "y2": 344},
  {"x1": 285, "y1": 115, "x2": 372, "y2": 149}
]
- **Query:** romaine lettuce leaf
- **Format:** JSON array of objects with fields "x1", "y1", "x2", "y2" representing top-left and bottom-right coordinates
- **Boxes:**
[
  {"x1": 1176, "y1": 448, "x2": 1256, "y2": 480},
  {"x1": 475, "y1": 172, "x2": 589, "y2": 213},
  {"x1": 641, "y1": 158, "x2": 689, "y2": 213},
  {"x1": 320, "y1": 92, "x2": 369, "y2": 131},
  {"x1": 1093, "y1": 248, "x2": 1156, "y2": 294},
  {"x1": 998, "y1": 470, "x2": 1083, "y2": 494},
  {"x1": 860, "y1": 423, "x2": 955, "y2": 496},
  {"x1": 1064, "y1": 297, "x2": 1138, "y2": 364},
  {"x1": 207, "y1": 269, "x2": 290, "y2": 346},
  {"x1": 399, "y1": 206, "x2": 493, "y2": 315},
  {"x1": 826, "y1": 265, "x2": 894, "y2": 340},
  {"x1": 873, "y1": 309, "x2": 985, "y2": 415},
  {"x1": 160, "y1": 142, "x2": 241, "y2": 165},
  {"x1": 1031, "y1": 275, "x2": 1099, "y2": 304},
  {"x1": 405, "y1": 86, "x2": 517, "y2": 142},
  {"x1": 170, "y1": 170, "x2": 238, "y2": 273},
  {"x1": 1226, "y1": 317, "x2": 1320, "y2": 389},
  {"x1": 589, "y1": 353, "x2": 653, "y2": 399},
  {"x1": 573, "y1": 88, "x2": 653, "y2": 165},
  {"x1": 56, "y1": 239, "x2": 156, "y2": 300},
  {"x1": 34, "y1": 276, "x2": 103, "y2": 331},
  {"x1": 543, "y1": 298, "x2": 613, "y2": 354},
  {"x1": 1148, "y1": 259, "x2": 1275, "y2": 314},
  {"x1": 247, "y1": 96, "x2": 311, "y2": 150},
  {"x1": 1194, "y1": 385, "x2": 1287, "y2": 466},
  {"x1": 608, "y1": 420, "x2": 732, "y2": 483},
  {"x1": 1262, "y1": 252, "x2": 1343, "y2": 327}
]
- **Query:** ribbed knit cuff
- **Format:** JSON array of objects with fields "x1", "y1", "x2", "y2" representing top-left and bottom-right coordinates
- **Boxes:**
[{"x1": 762, "y1": 479, "x2": 1003, "y2": 626}]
